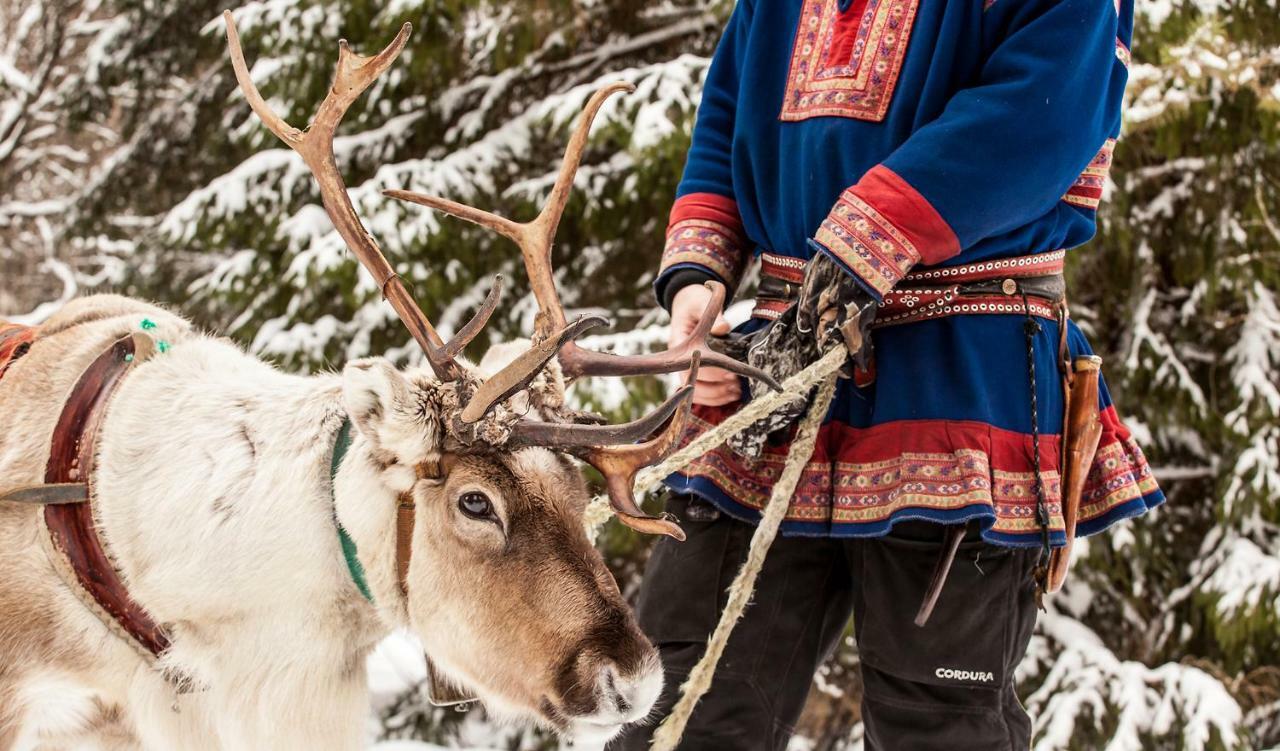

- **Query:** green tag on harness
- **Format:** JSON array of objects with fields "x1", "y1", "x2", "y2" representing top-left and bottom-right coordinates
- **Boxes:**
[{"x1": 331, "y1": 419, "x2": 373, "y2": 602}]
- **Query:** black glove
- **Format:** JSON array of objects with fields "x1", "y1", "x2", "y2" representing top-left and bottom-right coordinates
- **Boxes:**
[
  {"x1": 726, "y1": 253, "x2": 878, "y2": 458},
  {"x1": 796, "y1": 250, "x2": 879, "y2": 374}
]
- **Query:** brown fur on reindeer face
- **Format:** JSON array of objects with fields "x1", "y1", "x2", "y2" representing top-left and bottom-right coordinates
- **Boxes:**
[
  {"x1": 341, "y1": 358, "x2": 660, "y2": 739},
  {"x1": 412, "y1": 452, "x2": 659, "y2": 737}
]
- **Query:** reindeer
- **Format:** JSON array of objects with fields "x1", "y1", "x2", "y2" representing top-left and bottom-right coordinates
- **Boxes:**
[{"x1": 0, "y1": 14, "x2": 771, "y2": 750}]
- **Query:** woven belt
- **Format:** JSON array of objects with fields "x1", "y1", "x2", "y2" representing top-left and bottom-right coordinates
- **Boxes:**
[{"x1": 754, "y1": 250, "x2": 1067, "y2": 327}]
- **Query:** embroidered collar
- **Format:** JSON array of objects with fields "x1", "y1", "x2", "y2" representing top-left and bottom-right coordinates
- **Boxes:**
[{"x1": 331, "y1": 418, "x2": 374, "y2": 602}]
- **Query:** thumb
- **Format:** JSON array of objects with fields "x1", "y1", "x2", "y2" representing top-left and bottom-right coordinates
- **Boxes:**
[{"x1": 710, "y1": 313, "x2": 732, "y2": 337}]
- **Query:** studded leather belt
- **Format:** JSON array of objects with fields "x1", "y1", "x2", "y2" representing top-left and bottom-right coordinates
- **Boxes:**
[{"x1": 753, "y1": 250, "x2": 1068, "y2": 327}]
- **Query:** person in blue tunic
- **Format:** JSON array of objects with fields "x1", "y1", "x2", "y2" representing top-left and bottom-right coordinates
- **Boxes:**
[{"x1": 614, "y1": 0, "x2": 1164, "y2": 748}]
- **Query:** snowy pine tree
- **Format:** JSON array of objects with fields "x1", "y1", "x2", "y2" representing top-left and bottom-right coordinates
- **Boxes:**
[{"x1": 1, "y1": 0, "x2": 1276, "y2": 748}]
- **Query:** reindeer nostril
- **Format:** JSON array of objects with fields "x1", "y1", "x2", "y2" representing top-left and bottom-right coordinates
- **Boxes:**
[{"x1": 603, "y1": 665, "x2": 632, "y2": 714}]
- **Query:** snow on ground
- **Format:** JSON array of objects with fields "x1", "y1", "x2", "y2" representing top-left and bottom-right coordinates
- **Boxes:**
[
  {"x1": 366, "y1": 633, "x2": 608, "y2": 751},
  {"x1": 368, "y1": 632, "x2": 430, "y2": 710},
  {"x1": 365, "y1": 630, "x2": 825, "y2": 750}
]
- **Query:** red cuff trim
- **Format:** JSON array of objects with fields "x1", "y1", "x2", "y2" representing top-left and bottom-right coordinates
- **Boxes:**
[
  {"x1": 813, "y1": 165, "x2": 958, "y2": 299},
  {"x1": 661, "y1": 193, "x2": 749, "y2": 290},
  {"x1": 668, "y1": 193, "x2": 742, "y2": 232},
  {"x1": 853, "y1": 166, "x2": 960, "y2": 265},
  {"x1": 1063, "y1": 139, "x2": 1116, "y2": 211},
  {"x1": 813, "y1": 198, "x2": 916, "y2": 299}
]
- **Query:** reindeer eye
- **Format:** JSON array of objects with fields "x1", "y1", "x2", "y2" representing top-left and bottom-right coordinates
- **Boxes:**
[{"x1": 458, "y1": 491, "x2": 494, "y2": 520}]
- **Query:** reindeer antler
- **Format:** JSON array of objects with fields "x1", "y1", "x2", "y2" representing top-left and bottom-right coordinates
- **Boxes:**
[
  {"x1": 224, "y1": 16, "x2": 758, "y2": 540},
  {"x1": 223, "y1": 11, "x2": 498, "y2": 381},
  {"x1": 384, "y1": 83, "x2": 781, "y2": 389},
  {"x1": 507, "y1": 355, "x2": 702, "y2": 541}
]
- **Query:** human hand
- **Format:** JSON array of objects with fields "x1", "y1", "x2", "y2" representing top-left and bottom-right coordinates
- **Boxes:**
[
  {"x1": 724, "y1": 253, "x2": 878, "y2": 458},
  {"x1": 670, "y1": 283, "x2": 740, "y2": 406}
]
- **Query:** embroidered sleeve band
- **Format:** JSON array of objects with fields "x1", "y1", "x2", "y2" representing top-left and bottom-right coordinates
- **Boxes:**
[
  {"x1": 812, "y1": 165, "x2": 959, "y2": 300},
  {"x1": 1063, "y1": 139, "x2": 1116, "y2": 211},
  {"x1": 659, "y1": 192, "x2": 750, "y2": 292}
]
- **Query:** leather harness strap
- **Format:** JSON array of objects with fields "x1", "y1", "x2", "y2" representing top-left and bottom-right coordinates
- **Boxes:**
[
  {"x1": 42, "y1": 333, "x2": 173, "y2": 658},
  {"x1": 329, "y1": 419, "x2": 421, "y2": 601},
  {"x1": 395, "y1": 497, "x2": 415, "y2": 595},
  {"x1": 330, "y1": 428, "x2": 475, "y2": 708},
  {"x1": 0, "y1": 326, "x2": 191, "y2": 681}
]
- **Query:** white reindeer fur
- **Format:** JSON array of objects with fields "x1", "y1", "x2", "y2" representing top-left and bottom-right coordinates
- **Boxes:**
[{"x1": 0, "y1": 295, "x2": 480, "y2": 749}]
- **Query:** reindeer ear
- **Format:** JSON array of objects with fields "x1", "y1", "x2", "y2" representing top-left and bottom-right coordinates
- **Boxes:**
[{"x1": 342, "y1": 358, "x2": 439, "y2": 464}]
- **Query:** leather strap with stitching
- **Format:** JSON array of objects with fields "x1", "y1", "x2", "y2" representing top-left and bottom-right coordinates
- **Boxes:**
[
  {"x1": 330, "y1": 420, "x2": 423, "y2": 601},
  {"x1": 42, "y1": 333, "x2": 173, "y2": 658},
  {"x1": 395, "y1": 497, "x2": 415, "y2": 595},
  {"x1": 330, "y1": 425, "x2": 476, "y2": 707}
]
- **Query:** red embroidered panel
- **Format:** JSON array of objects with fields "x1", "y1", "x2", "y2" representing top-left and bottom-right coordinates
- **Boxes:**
[
  {"x1": 780, "y1": 0, "x2": 922, "y2": 123},
  {"x1": 671, "y1": 408, "x2": 1161, "y2": 541},
  {"x1": 1063, "y1": 139, "x2": 1116, "y2": 211}
]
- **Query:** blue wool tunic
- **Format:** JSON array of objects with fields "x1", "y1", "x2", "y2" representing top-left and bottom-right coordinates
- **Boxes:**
[{"x1": 656, "y1": 0, "x2": 1163, "y2": 545}]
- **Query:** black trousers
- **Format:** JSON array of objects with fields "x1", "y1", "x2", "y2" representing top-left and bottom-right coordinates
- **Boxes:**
[{"x1": 613, "y1": 495, "x2": 1040, "y2": 751}]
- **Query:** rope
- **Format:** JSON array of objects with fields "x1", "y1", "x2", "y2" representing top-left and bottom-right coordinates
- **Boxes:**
[
  {"x1": 649, "y1": 372, "x2": 839, "y2": 751},
  {"x1": 583, "y1": 345, "x2": 849, "y2": 538},
  {"x1": 576, "y1": 344, "x2": 846, "y2": 749},
  {"x1": 1022, "y1": 291, "x2": 1051, "y2": 603}
]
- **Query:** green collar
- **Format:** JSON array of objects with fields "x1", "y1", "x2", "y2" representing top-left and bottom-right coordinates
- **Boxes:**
[{"x1": 331, "y1": 418, "x2": 374, "y2": 602}]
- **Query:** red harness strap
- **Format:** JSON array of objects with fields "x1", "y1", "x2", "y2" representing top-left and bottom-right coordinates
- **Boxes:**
[
  {"x1": 42, "y1": 334, "x2": 173, "y2": 660},
  {"x1": 1, "y1": 327, "x2": 190, "y2": 684}
]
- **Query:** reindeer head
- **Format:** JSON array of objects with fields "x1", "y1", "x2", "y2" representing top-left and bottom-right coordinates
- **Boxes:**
[
  {"x1": 337, "y1": 354, "x2": 672, "y2": 740},
  {"x1": 223, "y1": 12, "x2": 775, "y2": 740}
]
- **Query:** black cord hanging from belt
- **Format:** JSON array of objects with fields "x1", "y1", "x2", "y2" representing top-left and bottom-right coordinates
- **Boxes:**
[{"x1": 1021, "y1": 289, "x2": 1053, "y2": 606}]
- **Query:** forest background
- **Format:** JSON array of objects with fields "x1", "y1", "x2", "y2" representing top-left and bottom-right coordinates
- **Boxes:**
[{"x1": 2, "y1": 0, "x2": 1278, "y2": 748}]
